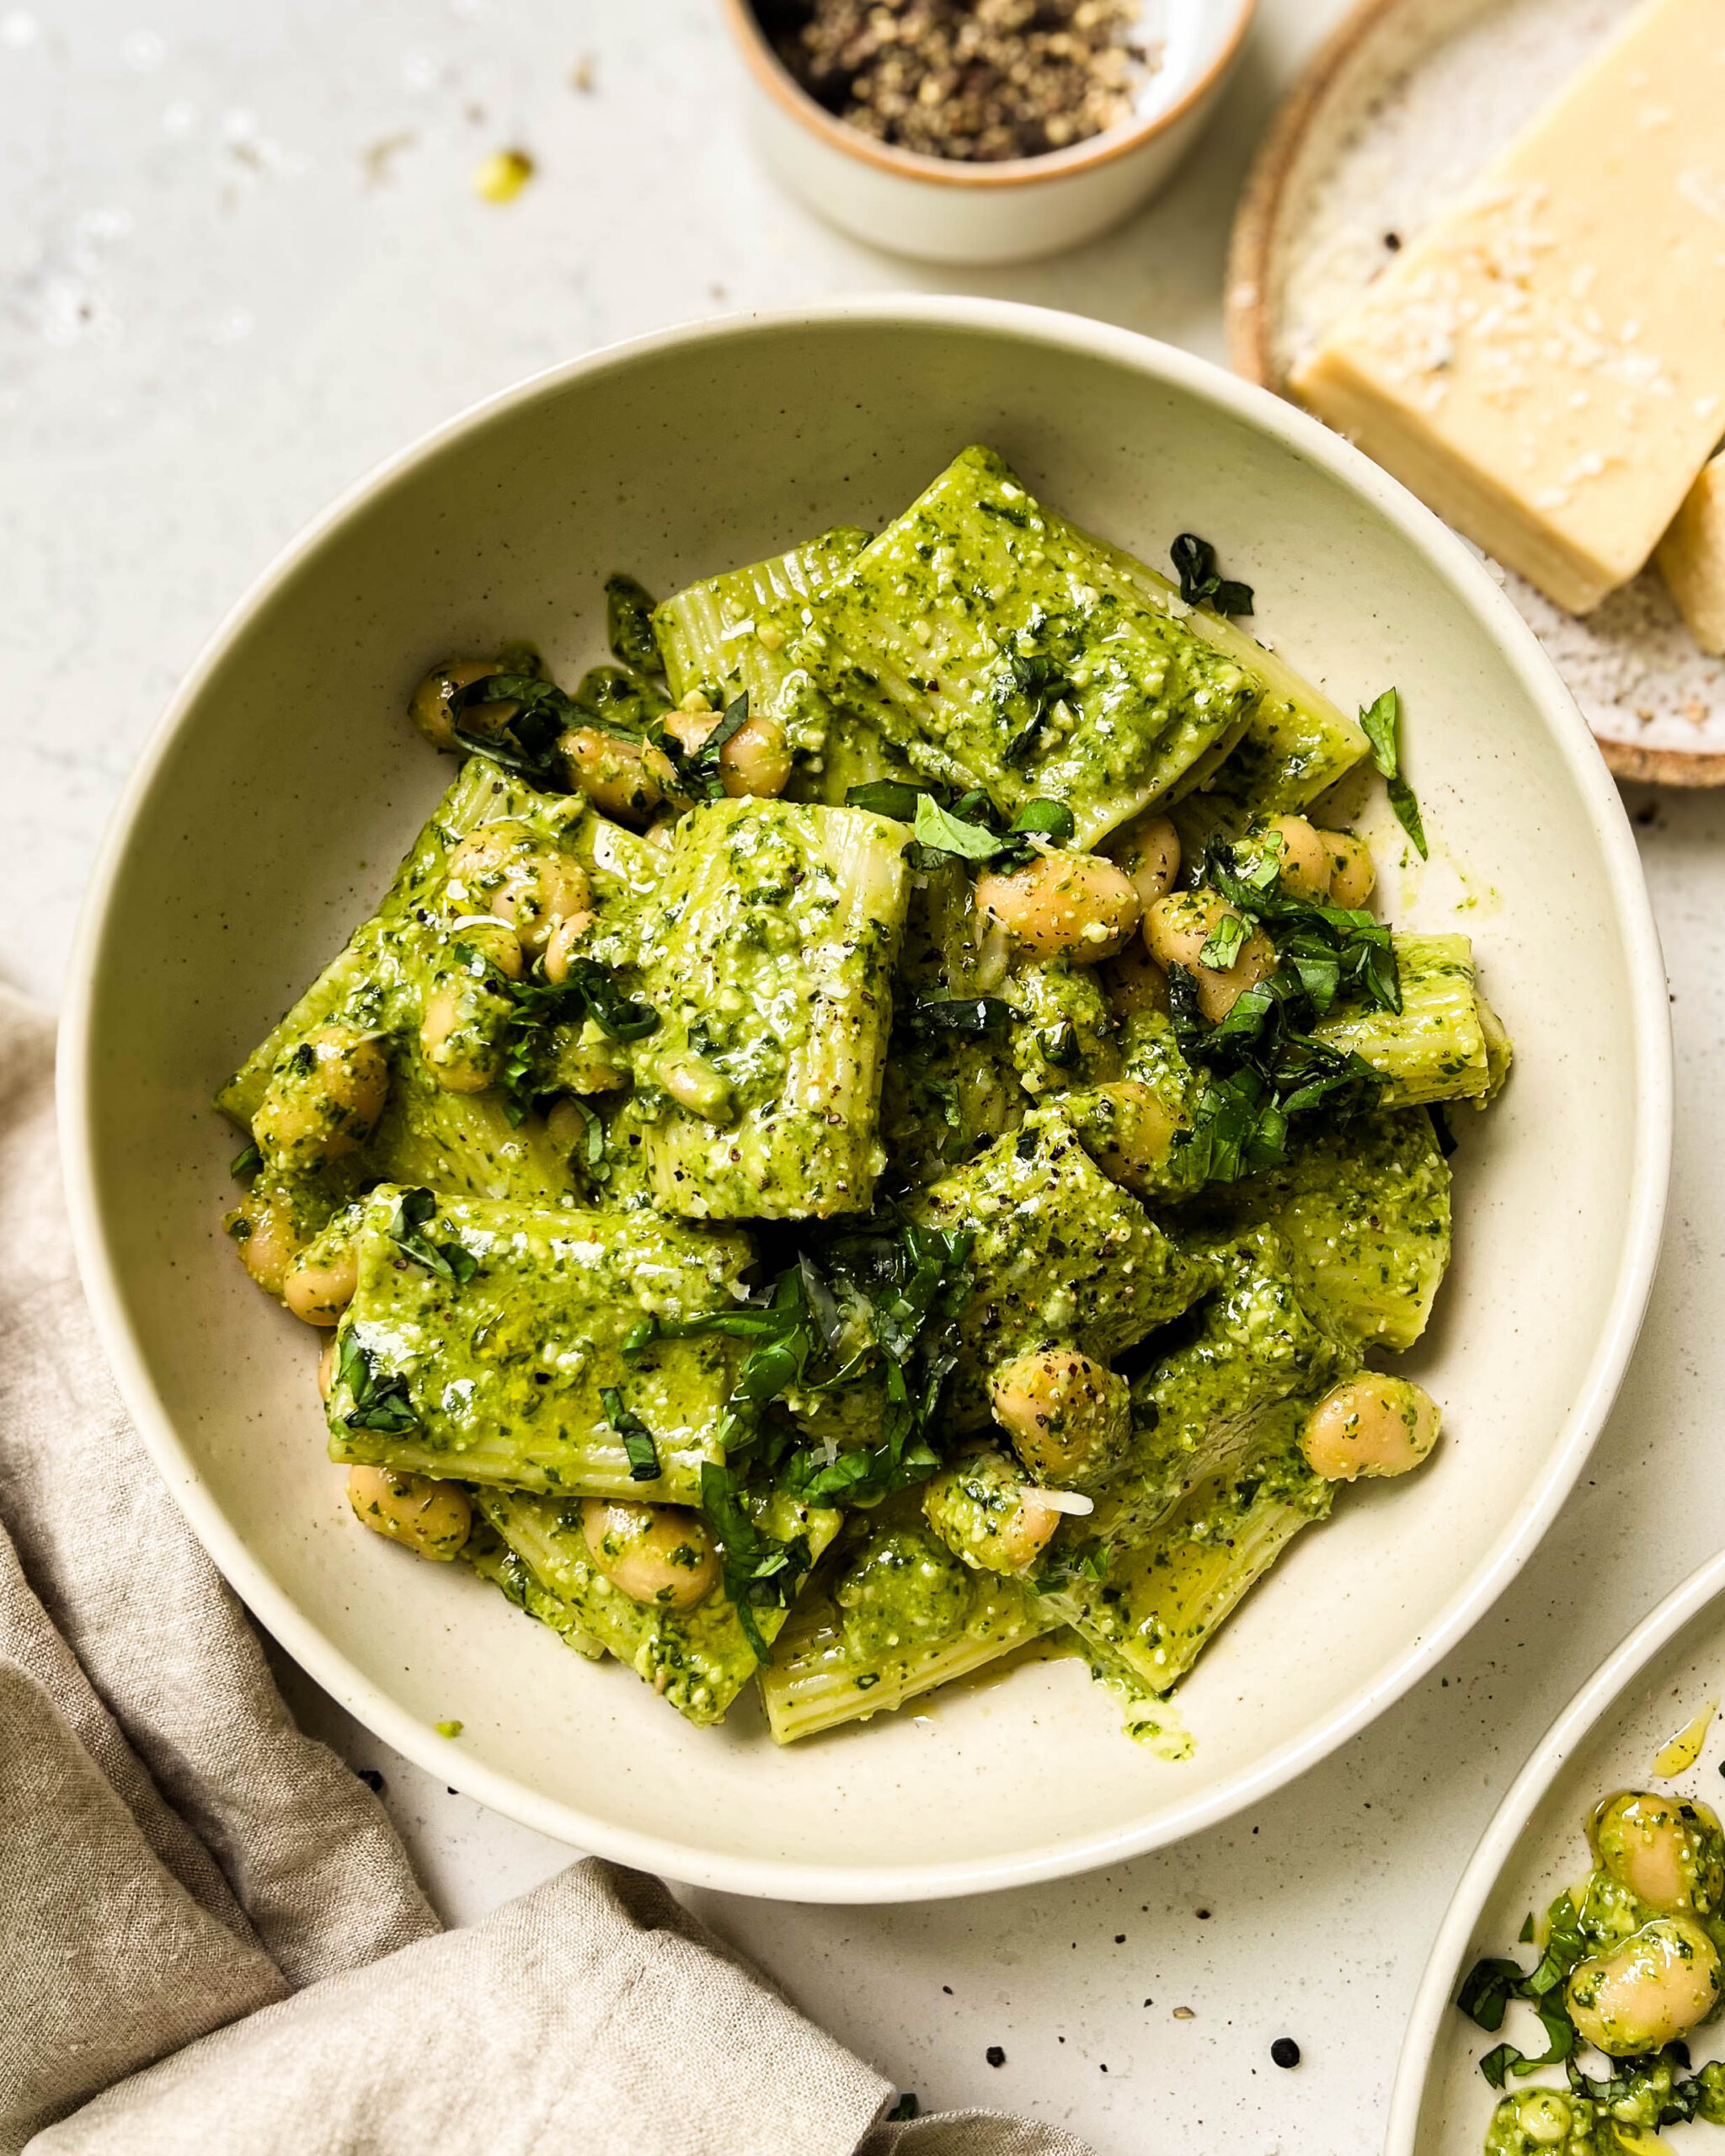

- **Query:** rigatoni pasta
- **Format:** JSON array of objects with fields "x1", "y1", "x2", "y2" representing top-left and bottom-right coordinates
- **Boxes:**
[{"x1": 216, "y1": 444, "x2": 1511, "y2": 1748}]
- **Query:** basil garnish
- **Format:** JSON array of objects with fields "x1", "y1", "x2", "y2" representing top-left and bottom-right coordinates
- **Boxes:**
[
  {"x1": 386, "y1": 1187, "x2": 478, "y2": 1288},
  {"x1": 336, "y1": 1331, "x2": 419, "y2": 1433},
  {"x1": 600, "y1": 1386, "x2": 662, "y2": 1483},
  {"x1": 1359, "y1": 687, "x2": 1428, "y2": 860},
  {"x1": 1170, "y1": 532, "x2": 1253, "y2": 616}
]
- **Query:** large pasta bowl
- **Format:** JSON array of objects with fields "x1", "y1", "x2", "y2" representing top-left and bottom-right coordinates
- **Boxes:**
[{"x1": 61, "y1": 298, "x2": 1669, "y2": 1901}]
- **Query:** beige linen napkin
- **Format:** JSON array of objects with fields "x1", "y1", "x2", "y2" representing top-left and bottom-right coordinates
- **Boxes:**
[{"x1": 0, "y1": 986, "x2": 1094, "y2": 2156}]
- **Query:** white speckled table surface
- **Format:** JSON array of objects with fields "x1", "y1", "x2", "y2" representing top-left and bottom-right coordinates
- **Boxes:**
[{"x1": 5, "y1": 5, "x2": 1720, "y2": 2150}]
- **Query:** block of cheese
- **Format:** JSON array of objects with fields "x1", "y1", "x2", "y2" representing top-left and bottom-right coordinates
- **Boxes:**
[
  {"x1": 1291, "y1": 0, "x2": 1725, "y2": 615},
  {"x1": 1656, "y1": 452, "x2": 1725, "y2": 654}
]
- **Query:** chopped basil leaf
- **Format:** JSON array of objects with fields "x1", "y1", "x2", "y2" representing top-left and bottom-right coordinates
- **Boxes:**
[
  {"x1": 600, "y1": 1386, "x2": 662, "y2": 1482},
  {"x1": 230, "y1": 1142, "x2": 262, "y2": 1182},
  {"x1": 698, "y1": 1460, "x2": 812, "y2": 1662},
  {"x1": 649, "y1": 690, "x2": 752, "y2": 804},
  {"x1": 449, "y1": 673, "x2": 586, "y2": 790},
  {"x1": 1170, "y1": 532, "x2": 1253, "y2": 616},
  {"x1": 559, "y1": 957, "x2": 660, "y2": 1042},
  {"x1": 907, "y1": 790, "x2": 1074, "y2": 873},
  {"x1": 387, "y1": 1187, "x2": 478, "y2": 1287},
  {"x1": 604, "y1": 572, "x2": 662, "y2": 675},
  {"x1": 992, "y1": 622, "x2": 1074, "y2": 768},
  {"x1": 846, "y1": 779, "x2": 933, "y2": 822},
  {"x1": 912, "y1": 794, "x2": 1006, "y2": 862},
  {"x1": 901, "y1": 995, "x2": 1011, "y2": 1038},
  {"x1": 556, "y1": 1094, "x2": 607, "y2": 1171},
  {"x1": 1198, "y1": 913, "x2": 1247, "y2": 971},
  {"x1": 336, "y1": 1331, "x2": 419, "y2": 1433},
  {"x1": 1456, "y1": 1957, "x2": 1524, "y2": 2035},
  {"x1": 1359, "y1": 688, "x2": 1428, "y2": 859},
  {"x1": 1008, "y1": 798, "x2": 1076, "y2": 845}
]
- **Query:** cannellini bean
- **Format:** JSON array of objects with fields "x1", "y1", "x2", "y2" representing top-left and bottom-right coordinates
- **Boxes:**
[
  {"x1": 448, "y1": 916, "x2": 524, "y2": 981},
  {"x1": 1300, "y1": 1374, "x2": 1439, "y2": 1481},
  {"x1": 718, "y1": 712, "x2": 793, "y2": 798},
  {"x1": 419, "y1": 938, "x2": 517, "y2": 1093},
  {"x1": 559, "y1": 726, "x2": 677, "y2": 825},
  {"x1": 581, "y1": 1498, "x2": 718, "y2": 1611},
  {"x1": 991, "y1": 1348, "x2": 1130, "y2": 1487},
  {"x1": 1487, "y1": 2091, "x2": 1589, "y2": 2150},
  {"x1": 1069, "y1": 1080, "x2": 1188, "y2": 1198},
  {"x1": 283, "y1": 1245, "x2": 358, "y2": 1327},
  {"x1": 1593, "y1": 1792, "x2": 1723, "y2": 1915},
  {"x1": 253, "y1": 1026, "x2": 388, "y2": 1172},
  {"x1": 1567, "y1": 1916, "x2": 1722, "y2": 2056},
  {"x1": 662, "y1": 1054, "x2": 731, "y2": 1121},
  {"x1": 1259, "y1": 815, "x2": 1332, "y2": 902},
  {"x1": 659, "y1": 703, "x2": 714, "y2": 757},
  {"x1": 227, "y1": 1188, "x2": 305, "y2": 1299},
  {"x1": 1100, "y1": 939, "x2": 1172, "y2": 1019},
  {"x1": 663, "y1": 702, "x2": 793, "y2": 799},
  {"x1": 446, "y1": 821, "x2": 591, "y2": 955},
  {"x1": 1108, "y1": 814, "x2": 1182, "y2": 910},
  {"x1": 409, "y1": 656, "x2": 513, "y2": 754},
  {"x1": 1323, "y1": 830, "x2": 1375, "y2": 909},
  {"x1": 1144, "y1": 891, "x2": 1276, "y2": 1022},
  {"x1": 923, "y1": 1449, "x2": 1067, "y2": 1576},
  {"x1": 541, "y1": 910, "x2": 597, "y2": 986},
  {"x1": 346, "y1": 1465, "x2": 472, "y2": 1562},
  {"x1": 975, "y1": 851, "x2": 1141, "y2": 963}
]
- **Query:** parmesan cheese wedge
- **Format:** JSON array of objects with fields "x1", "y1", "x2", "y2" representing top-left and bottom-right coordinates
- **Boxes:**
[
  {"x1": 1291, "y1": 0, "x2": 1725, "y2": 616},
  {"x1": 1657, "y1": 451, "x2": 1725, "y2": 654}
]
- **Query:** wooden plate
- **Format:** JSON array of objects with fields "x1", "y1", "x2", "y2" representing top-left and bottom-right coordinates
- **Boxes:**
[{"x1": 1226, "y1": 0, "x2": 1725, "y2": 788}]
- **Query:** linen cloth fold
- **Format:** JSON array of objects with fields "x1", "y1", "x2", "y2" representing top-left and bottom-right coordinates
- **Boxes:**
[{"x1": 0, "y1": 985, "x2": 1094, "y2": 2156}]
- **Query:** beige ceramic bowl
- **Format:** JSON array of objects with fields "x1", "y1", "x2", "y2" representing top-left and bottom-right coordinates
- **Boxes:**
[
  {"x1": 721, "y1": 0, "x2": 1258, "y2": 264},
  {"x1": 1390, "y1": 1546, "x2": 1725, "y2": 2153},
  {"x1": 61, "y1": 298, "x2": 1669, "y2": 1900}
]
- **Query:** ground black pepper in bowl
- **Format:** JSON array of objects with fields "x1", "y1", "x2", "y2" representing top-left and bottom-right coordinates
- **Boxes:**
[{"x1": 757, "y1": 0, "x2": 1159, "y2": 163}]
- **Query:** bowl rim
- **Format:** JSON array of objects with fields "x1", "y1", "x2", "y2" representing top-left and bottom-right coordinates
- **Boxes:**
[
  {"x1": 1384, "y1": 1544, "x2": 1725, "y2": 2154},
  {"x1": 718, "y1": 0, "x2": 1258, "y2": 189},
  {"x1": 58, "y1": 293, "x2": 1673, "y2": 1903}
]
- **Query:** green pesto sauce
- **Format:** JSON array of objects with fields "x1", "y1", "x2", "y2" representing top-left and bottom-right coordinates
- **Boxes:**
[
  {"x1": 479, "y1": 1486, "x2": 840, "y2": 1726},
  {"x1": 915, "y1": 1107, "x2": 1216, "y2": 1428},
  {"x1": 762, "y1": 1506, "x2": 1057, "y2": 1742},
  {"x1": 628, "y1": 797, "x2": 909, "y2": 1221},
  {"x1": 653, "y1": 526, "x2": 873, "y2": 774},
  {"x1": 1093, "y1": 1226, "x2": 1354, "y2": 1549},
  {"x1": 1471, "y1": 1792, "x2": 1725, "y2": 2153},
  {"x1": 835, "y1": 1523, "x2": 970, "y2": 1661},
  {"x1": 328, "y1": 1187, "x2": 751, "y2": 1502},
  {"x1": 820, "y1": 446, "x2": 1258, "y2": 849},
  {"x1": 1051, "y1": 1403, "x2": 1331, "y2": 1697},
  {"x1": 1212, "y1": 1107, "x2": 1452, "y2": 1353}
]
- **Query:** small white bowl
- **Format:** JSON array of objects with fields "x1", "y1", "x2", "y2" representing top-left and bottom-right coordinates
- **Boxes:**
[
  {"x1": 721, "y1": 0, "x2": 1258, "y2": 264},
  {"x1": 61, "y1": 297, "x2": 1668, "y2": 1901},
  {"x1": 1389, "y1": 1547, "x2": 1725, "y2": 2154}
]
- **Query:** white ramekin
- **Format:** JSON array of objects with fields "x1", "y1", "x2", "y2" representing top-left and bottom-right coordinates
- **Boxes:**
[{"x1": 721, "y1": 0, "x2": 1258, "y2": 265}]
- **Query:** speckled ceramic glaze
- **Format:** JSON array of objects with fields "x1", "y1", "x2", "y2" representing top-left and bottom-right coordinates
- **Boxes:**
[
  {"x1": 60, "y1": 298, "x2": 1669, "y2": 1901},
  {"x1": 1391, "y1": 1546, "x2": 1725, "y2": 2153}
]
